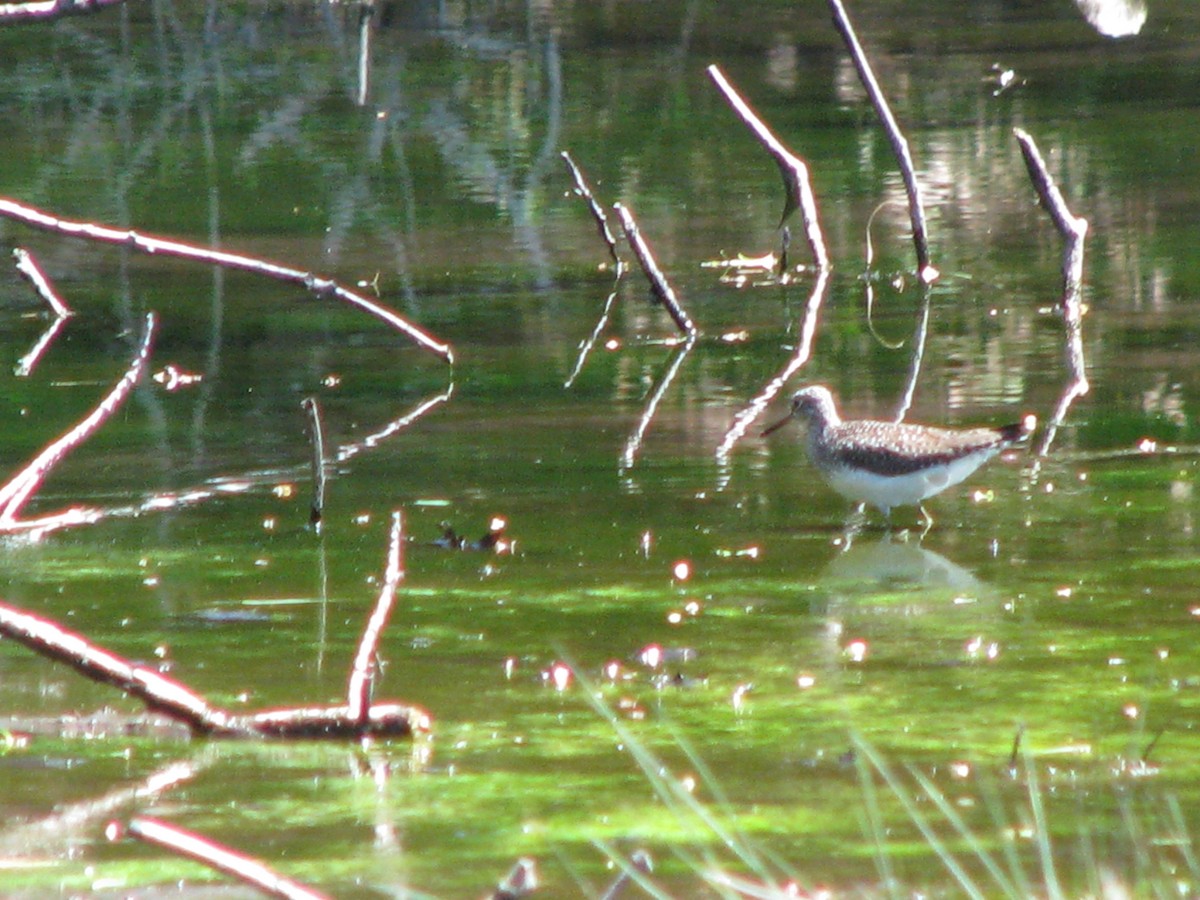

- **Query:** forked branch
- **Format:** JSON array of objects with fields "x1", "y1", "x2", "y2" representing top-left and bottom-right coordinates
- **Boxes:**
[{"x1": 0, "y1": 516, "x2": 430, "y2": 740}]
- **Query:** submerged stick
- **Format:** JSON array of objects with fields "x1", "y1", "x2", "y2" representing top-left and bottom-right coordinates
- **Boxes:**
[
  {"x1": 1013, "y1": 128, "x2": 1089, "y2": 459},
  {"x1": 113, "y1": 817, "x2": 330, "y2": 900},
  {"x1": 561, "y1": 151, "x2": 621, "y2": 270},
  {"x1": 0, "y1": 312, "x2": 156, "y2": 533},
  {"x1": 0, "y1": 197, "x2": 453, "y2": 364},
  {"x1": 12, "y1": 248, "x2": 73, "y2": 318},
  {"x1": 827, "y1": 0, "x2": 937, "y2": 283},
  {"x1": 346, "y1": 512, "x2": 405, "y2": 723},
  {"x1": 705, "y1": 64, "x2": 830, "y2": 270},
  {"x1": 301, "y1": 398, "x2": 327, "y2": 531},
  {"x1": 614, "y1": 203, "x2": 697, "y2": 337}
]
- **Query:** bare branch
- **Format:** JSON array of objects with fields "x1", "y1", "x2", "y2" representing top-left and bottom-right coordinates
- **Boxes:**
[
  {"x1": 613, "y1": 203, "x2": 697, "y2": 337},
  {"x1": 561, "y1": 151, "x2": 622, "y2": 270},
  {"x1": 827, "y1": 0, "x2": 937, "y2": 283},
  {"x1": 0, "y1": 597, "x2": 431, "y2": 740},
  {"x1": 706, "y1": 64, "x2": 829, "y2": 270},
  {"x1": 0, "y1": 599, "x2": 232, "y2": 734},
  {"x1": 0, "y1": 197, "x2": 453, "y2": 364},
  {"x1": 564, "y1": 289, "x2": 617, "y2": 389}
]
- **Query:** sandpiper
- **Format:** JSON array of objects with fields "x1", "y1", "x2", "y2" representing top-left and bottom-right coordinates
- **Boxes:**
[{"x1": 762, "y1": 385, "x2": 1034, "y2": 527}]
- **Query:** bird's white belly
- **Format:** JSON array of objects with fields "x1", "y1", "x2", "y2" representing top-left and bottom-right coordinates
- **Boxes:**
[{"x1": 822, "y1": 448, "x2": 999, "y2": 513}]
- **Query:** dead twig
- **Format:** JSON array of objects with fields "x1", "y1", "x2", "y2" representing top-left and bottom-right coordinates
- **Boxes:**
[
  {"x1": 0, "y1": 312, "x2": 156, "y2": 535},
  {"x1": 561, "y1": 151, "x2": 622, "y2": 271},
  {"x1": 0, "y1": 517, "x2": 430, "y2": 740},
  {"x1": 0, "y1": 197, "x2": 453, "y2": 364},
  {"x1": 706, "y1": 64, "x2": 829, "y2": 271},
  {"x1": 111, "y1": 817, "x2": 330, "y2": 900},
  {"x1": 301, "y1": 397, "x2": 327, "y2": 532},
  {"x1": 614, "y1": 203, "x2": 698, "y2": 337},
  {"x1": 827, "y1": 0, "x2": 937, "y2": 283},
  {"x1": 1013, "y1": 128, "x2": 1089, "y2": 460}
]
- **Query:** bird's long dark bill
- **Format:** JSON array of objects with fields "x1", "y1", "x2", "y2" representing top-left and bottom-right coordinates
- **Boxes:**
[{"x1": 761, "y1": 415, "x2": 792, "y2": 437}]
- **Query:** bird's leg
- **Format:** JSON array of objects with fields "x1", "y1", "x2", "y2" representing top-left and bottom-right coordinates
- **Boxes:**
[
  {"x1": 839, "y1": 507, "x2": 867, "y2": 551},
  {"x1": 918, "y1": 505, "x2": 934, "y2": 540}
]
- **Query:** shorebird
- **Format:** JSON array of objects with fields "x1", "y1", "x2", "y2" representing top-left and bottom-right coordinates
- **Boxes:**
[{"x1": 762, "y1": 385, "x2": 1034, "y2": 528}]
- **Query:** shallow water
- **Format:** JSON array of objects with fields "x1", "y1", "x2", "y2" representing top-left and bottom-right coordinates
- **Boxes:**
[{"x1": 1, "y1": 1, "x2": 1200, "y2": 896}]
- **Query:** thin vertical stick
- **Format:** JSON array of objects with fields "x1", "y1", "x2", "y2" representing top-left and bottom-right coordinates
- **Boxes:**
[
  {"x1": 827, "y1": 0, "x2": 937, "y2": 283},
  {"x1": 346, "y1": 511, "x2": 405, "y2": 723},
  {"x1": 301, "y1": 398, "x2": 326, "y2": 532},
  {"x1": 355, "y1": 1, "x2": 374, "y2": 107},
  {"x1": 705, "y1": 64, "x2": 829, "y2": 270},
  {"x1": 613, "y1": 203, "x2": 698, "y2": 337}
]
